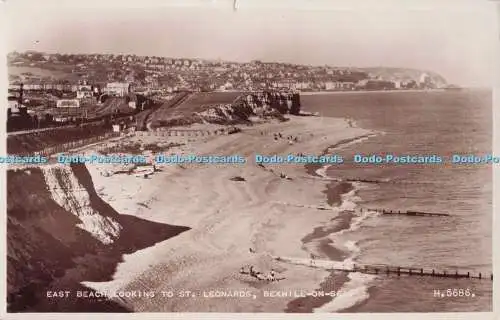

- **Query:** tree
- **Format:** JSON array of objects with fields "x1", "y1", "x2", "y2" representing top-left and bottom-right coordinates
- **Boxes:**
[
  {"x1": 44, "y1": 113, "x2": 53, "y2": 124},
  {"x1": 33, "y1": 115, "x2": 39, "y2": 129}
]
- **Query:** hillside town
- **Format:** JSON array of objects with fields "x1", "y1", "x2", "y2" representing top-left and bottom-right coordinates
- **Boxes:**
[
  {"x1": 8, "y1": 51, "x2": 446, "y2": 93},
  {"x1": 7, "y1": 51, "x2": 448, "y2": 132}
]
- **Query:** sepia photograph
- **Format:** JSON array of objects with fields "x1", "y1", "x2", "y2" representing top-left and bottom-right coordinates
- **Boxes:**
[{"x1": 2, "y1": 0, "x2": 496, "y2": 315}]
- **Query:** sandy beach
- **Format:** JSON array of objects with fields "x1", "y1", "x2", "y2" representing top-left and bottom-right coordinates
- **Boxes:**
[{"x1": 74, "y1": 115, "x2": 372, "y2": 312}]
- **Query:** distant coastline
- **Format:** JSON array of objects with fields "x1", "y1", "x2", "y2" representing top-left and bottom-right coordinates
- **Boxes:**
[{"x1": 299, "y1": 89, "x2": 447, "y2": 95}]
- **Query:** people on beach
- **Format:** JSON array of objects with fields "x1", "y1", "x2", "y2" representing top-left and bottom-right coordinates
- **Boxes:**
[
  {"x1": 267, "y1": 269, "x2": 276, "y2": 282},
  {"x1": 310, "y1": 253, "x2": 318, "y2": 266},
  {"x1": 242, "y1": 265, "x2": 280, "y2": 282}
]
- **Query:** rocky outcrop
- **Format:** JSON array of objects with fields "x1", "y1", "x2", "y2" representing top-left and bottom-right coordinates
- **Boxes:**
[{"x1": 152, "y1": 91, "x2": 299, "y2": 128}]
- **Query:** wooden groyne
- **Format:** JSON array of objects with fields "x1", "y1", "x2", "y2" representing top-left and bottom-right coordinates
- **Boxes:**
[
  {"x1": 301, "y1": 175, "x2": 434, "y2": 186},
  {"x1": 269, "y1": 203, "x2": 449, "y2": 216},
  {"x1": 271, "y1": 201, "x2": 333, "y2": 211},
  {"x1": 135, "y1": 127, "x2": 241, "y2": 138},
  {"x1": 346, "y1": 265, "x2": 492, "y2": 280},
  {"x1": 272, "y1": 256, "x2": 492, "y2": 281},
  {"x1": 362, "y1": 208, "x2": 450, "y2": 217},
  {"x1": 344, "y1": 177, "x2": 434, "y2": 185}
]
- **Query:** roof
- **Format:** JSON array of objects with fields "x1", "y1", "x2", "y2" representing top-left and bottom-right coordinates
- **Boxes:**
[{"x1": 107, "y1": 82, "x2": 130, "y2": 88}]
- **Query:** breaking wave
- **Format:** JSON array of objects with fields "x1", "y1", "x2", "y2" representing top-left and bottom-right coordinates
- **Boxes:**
[{"x1": 313, "y1": 272, "x2": 374, "y2": 313}]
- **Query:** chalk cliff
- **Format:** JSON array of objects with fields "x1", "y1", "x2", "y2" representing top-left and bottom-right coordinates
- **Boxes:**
[{"x1": 7, "y1": 164, "x2": 190, "y2": 312}]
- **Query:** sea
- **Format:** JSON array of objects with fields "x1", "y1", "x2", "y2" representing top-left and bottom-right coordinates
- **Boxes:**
[{"x1": 301, "y1": 90, "x2": 493, "y2": 312}]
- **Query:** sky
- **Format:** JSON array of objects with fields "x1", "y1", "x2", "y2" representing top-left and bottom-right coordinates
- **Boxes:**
[{"x1": 3, "y1": 0, "x2": 499, "y2": 87}]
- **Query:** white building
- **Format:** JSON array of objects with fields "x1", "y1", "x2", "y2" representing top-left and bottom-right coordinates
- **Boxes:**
[
  {"x1": 293, "y1": 81, "x2": 312, "y2": 90},
  {"x1": 77, "y1": 89, "x2": 93, "y2": 99},
  {"x1": 324, "y1": 81, "x2": 337, "y2": 90},
  {"x1": 56, "y1": 99, "x2": 80, "y2": 108},
  {"x1": 105, "y1": 82, "x2": 131, "y2": 96},
  {"x1": 219, "y1": 82, "x2": 233, "y2": 91},
  {"x1": 8, "y1": 100, "x2": 23, "y2": 113},
  {"x1": 419, "y1": 73, "x2": 429, "y2": 84}
]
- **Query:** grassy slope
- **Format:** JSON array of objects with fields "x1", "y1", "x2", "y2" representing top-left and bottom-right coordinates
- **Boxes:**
[{"x1": 151, "y1": 91, "x2": 242, "y2": 121}]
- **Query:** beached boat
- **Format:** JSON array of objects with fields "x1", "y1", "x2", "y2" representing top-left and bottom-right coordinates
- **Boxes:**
[{"x1": 132, "y1": 165, "x2": 155, "y2": 177}]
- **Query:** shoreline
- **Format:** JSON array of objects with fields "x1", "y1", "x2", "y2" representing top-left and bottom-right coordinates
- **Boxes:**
[
  {"x1": 284, "y1": 132, "x2": 378, "y2": 312},
  {"x1": 299, "y1": 89, "x2": 447, "y2": 96},
  {"x1": 28, "y1": 115, "x2": 373, "y2": 312}
]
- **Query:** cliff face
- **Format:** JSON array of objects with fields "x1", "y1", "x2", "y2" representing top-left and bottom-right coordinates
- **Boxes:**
[
  {"x1": 7, "y1": 164, "x2": 190, "y2": 312},
  {"x1": 153, "y1": 92, "x2": 297, "y2": 128},
  {"x1": 358, "y1": 67, "x2": 448, "y2": 87},
  {"x1": 194, "y1": 101, "x2": 256, "y2": 125},
  {"x1": 41, "y1": 165, "x2": 123, "y2": 245}
]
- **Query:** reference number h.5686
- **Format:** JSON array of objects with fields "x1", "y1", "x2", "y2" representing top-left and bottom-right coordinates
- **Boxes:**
[{"x1": 433, "y1": 288, "x2": 475, "y2": 298}]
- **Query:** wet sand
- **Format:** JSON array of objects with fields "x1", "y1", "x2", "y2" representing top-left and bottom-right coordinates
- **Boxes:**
[{"x1": 79, "y1": 115, "x2": 372, "y2": 312}]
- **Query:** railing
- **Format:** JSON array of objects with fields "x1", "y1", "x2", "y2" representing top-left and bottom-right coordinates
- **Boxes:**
[{"x1": 16, "y1": 132, "x2": 122, "y2": 157}]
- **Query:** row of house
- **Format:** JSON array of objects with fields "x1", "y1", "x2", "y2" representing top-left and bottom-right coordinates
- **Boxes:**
[{"x1": 9, "y1": 81, "x2": 131, "y2": 96}]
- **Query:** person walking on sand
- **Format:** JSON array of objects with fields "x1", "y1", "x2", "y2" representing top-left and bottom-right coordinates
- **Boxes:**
[
  {"x1": 310, "y1": 253, "x2": 318, "y2": 266},
  {"x1": 269, "y1": 269, "x2": 276, "y2": 281},
  {"x1": 267, "y1": 269, "x2": 276, "y2": 282}
]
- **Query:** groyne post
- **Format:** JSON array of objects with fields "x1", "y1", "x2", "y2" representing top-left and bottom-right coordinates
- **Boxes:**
[
  {"x1": 420, "y1": 268, "x2": 423, "y2": 276},
  {"x1": 432, "y1": 269, "x2": 435, "y2": 277},
  {"x1": 455, "y1": 271, "x2": 458, "y2": 279},
  {"x1": 479, "y1": 273, "x2": 482, "y2": 279},
  {"x1": 397, "y1": 267, "x2": 401, "y2": 276},
  {"x1": 467, "y1": 272, "x2": 470, "y2": 278}
]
